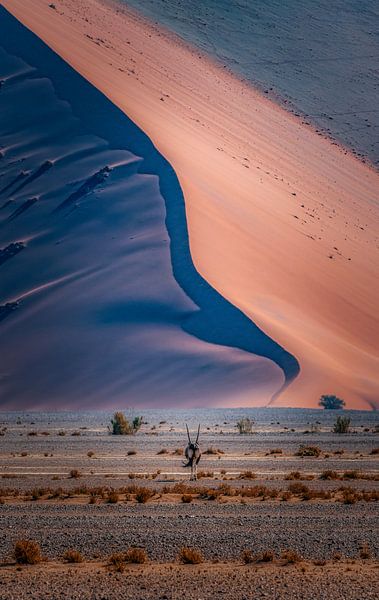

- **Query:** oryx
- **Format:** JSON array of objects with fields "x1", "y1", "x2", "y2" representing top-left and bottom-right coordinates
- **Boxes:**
[{"x1": 183, "y1": 424, "x2": 201, "y2": 480}]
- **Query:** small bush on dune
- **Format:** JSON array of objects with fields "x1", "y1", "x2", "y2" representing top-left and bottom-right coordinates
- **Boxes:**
[
  {"x1": 109, "y1": 552, "x2": 126, "y2": 572},
  {"x1": 14, "y1": 540, "x2": 42, "y2": 565},
  {"x1": 178, "y1": 547, "x2": 203, "y2": 564},
  {"x1": 333, "y1": 416, "x2": 351, "y2": 434},
  {"x1": 107, "y1": 490, "x2": 120, "y2": 504},
  {"x1": 63, "y1": 549, "x2": 84, "y2": 563}
]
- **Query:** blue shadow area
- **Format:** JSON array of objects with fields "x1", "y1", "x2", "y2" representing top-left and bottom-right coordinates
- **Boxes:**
[{"x1": 0, "y1": 7, "x2": 300, "y2": 397}]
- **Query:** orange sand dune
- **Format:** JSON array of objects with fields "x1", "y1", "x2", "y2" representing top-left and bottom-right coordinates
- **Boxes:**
[{"x1": 3, "y1": 0, "x2": 378, "y2": 408}]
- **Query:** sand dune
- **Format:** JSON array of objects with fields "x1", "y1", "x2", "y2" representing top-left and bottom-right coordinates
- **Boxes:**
[
  {"x1": 2, "y1": 0, "x2": 379, "y2": 408},
  {"x1": 0, "y1": 10, "x2": 290, "y2": 409}
]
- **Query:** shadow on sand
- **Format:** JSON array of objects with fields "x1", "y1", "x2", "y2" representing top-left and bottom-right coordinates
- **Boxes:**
[{"x1": 0, "y1": 7, "x2": 299, "y2": 399}]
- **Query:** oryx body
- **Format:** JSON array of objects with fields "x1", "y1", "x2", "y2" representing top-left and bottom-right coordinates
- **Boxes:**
[{"x1": 183, "y1": 424, "x2": 201, "y2": 481}]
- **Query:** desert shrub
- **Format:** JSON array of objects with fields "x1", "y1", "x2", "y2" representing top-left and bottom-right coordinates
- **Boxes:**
[
  {"x1": 181, "y1": 494, "x2": 193, "y2": 503},
  {"x1": 87, "y1": 451, "x2": 94, "y2": 458},
  {"x1": 269, "y1": 448, "x2": 283, "y2": 454},
  {"x1": 14, "y1": 540, "x2": 42, "y2": 565},
  {"x1": 173, "y1": 448, "x2": 184, "y2": 455},
  {"x1": 107, "y1": 490, "x2": 120, "y2": 504},
  {"x1": 124, "y1": 547, "x2": 148, "y2": 564},
  {"x1": 135, "y1": 487, "x2": 154, "y2": 503},
  {"x1": 333, "y1": 416, "x2": 351, "y2": 434},
  {"x1": 359, "y1": 543, "x2": 371, "y2": 560},
  {"x1": 27, "y1": 431, "x2": 37, "y2": 436},
  {"x1": 287, "y1": 483, "x2": 309, "y2": 496},
  {"x1": 370, "y1": 448, "x2": 379, "y2": 455},
  {"x1": 110, "y1": 412, "x2": 142, "y2": 435},
  {"x1": 255, "y1": 550, "x2": 275, "y2": 563},
  {"x1": 197, "y1": 470, "x2": 214, "y2": 479},
  {"x1": 178, "y1": 547, "x2": 203, "y2": 564},
  {"x1": 127, "y1": 450, "x2": 137, "y2": 456},
  {"x1": 285, "y1": 471, "x2": 302, "y2": 480},
  {"x1": 71, "y1": 431, "x2": 81, "y2": 437},
  {"x1": 281, "y1": 491, "x2": 292, "y2": 501},
  {"x1": 239, "y1": 471, "x2": 256, "y2": 480},
  {"x1": 69, "y1": 469, "x2": 81, "y2": 479},
  {"x1": 21, "y1": 452, "x2": 28, "y2": 457},
  {"x1": 236, "y1": 418, "x2": 253, "y2": 434},
  {"x1": 320, "y1": 470, "x2": 339, "y2": 480},
  {"x1": 319, "y1": 395, "x2": 345, "y2": 410},
  {"x1": 343, "y1": 470, "x2": 360, "y2": 480},
  {"x1": 281, "y1": 549, "x2": 302, "y2": 563},
  {"x1": 341, "y1": 488, "x2": 358, "y2": 504},
  {"x1": 109, "y1": 552, "x2": 126, "y2": 572},
  {"x1": 313, "y1": 559, "x2": 327, "y2": 566},
  {"x1": 58, "y1": 431, "x2": 66, "y2": 436},
  {"x1": 157, "y1": 448, "x2": 169, "y2": 455},
  {"x1": 241, "y1": 549, "x2": 254, "y2": 564},
  {"x1": 295, "y1": 445, "x2": 321, "y2": 457},
  {"x1": 63, "y1": 549, "x2": 84, "y2": 563}
]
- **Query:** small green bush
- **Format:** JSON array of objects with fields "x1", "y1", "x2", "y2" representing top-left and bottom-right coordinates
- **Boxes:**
[
  {"x1": 110, "y1": 412, "x2": 142, "y2": 435},
  {"x1": 333, "y1": 416, "x2": 351, "y2": 434}
]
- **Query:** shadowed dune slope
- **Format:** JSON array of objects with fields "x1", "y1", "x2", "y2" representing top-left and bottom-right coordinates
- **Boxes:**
[{"x1": 0, "y1": 9, "x2": 299, "y2": 409}]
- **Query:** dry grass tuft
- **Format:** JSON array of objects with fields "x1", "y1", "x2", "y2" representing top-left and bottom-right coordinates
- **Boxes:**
[
  {"x1": 107, "y1": 490, "x2": 120, "y2": 504},
  {"x1": 63, "y1": 549, "x2": 84, "y2": 563},
  {"x1": 320, "y1": 470, "x2": 339, "y2": 480},
  {"x1": 157, "y1": 448, "x2": 169, "y2": 455},
  {"x1": 281, "y1": 549, "x2": 302, "y2": 564},
  {"x1": 295, "y1": 446, "x2": 321, "y2": 457},
  {"x1": 124, "y1": 547, "x2": 148, "y2": 564},
  {"x1": 14, "y1": 540, "x2": 42, "y2": 565},
  {"x1": 178, "y1": 547, "x2": 203, "y2": 564},
  {"x1": 359, "y1": 543, "x2": 372, "y2": 560},
  {"x1": 135, "y1": 487, "x2": 154, "y2": 503}
]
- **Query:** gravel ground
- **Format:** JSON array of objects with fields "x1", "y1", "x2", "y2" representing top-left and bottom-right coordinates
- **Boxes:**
[
  {"x1": 1, "y1": 502, "x2": 378, "y2": 562},
  {"x1": 0, "y1": 562, "x2": 377, "y2": 600}
]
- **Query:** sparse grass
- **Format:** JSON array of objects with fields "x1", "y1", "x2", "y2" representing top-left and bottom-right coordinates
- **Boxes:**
[
  {"x1": 69, "y1": 469, "x2": 81, "y2": 479},
  {"x1": 178, "y1": 547, "x2": 203, "y2": 564},
  {"x1": 14, "y1": 540, "x2": 42, "y2": 565},
  {"x1": 295, "y1": 445, "x2": 321, "y2": 457},
  {"x1": 281, "y1": 549, "x2": 302, "y2": 564},
  {"x1": 63, "y1": 549, "x2": 84, "y2": 563}
]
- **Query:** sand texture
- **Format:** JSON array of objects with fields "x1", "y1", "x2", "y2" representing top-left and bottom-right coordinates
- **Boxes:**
[{"x1": 2, "y1": 0, "x2": 378, "y2": 408}]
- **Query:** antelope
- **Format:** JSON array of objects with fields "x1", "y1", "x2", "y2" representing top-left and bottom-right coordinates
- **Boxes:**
[{"x1": 183, "y1": 424, "x2": 201, "y2": 480}]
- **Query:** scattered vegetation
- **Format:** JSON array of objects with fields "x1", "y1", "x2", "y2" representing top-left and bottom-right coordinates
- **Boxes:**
[
  {"x1": 178, "y1": 547, "x2": 203, "y2": 564},
  {"x1": 295, "y1": 445, "x2": 321, "y2": 457},
  {"x1": 107, "y1": 490, "x2": 120, "y2": 504},
  {"x1": 69, "y1": 469, "x2": 81, "y2": 479},
  {"x1": 124, "y1": 547, "x2": 148, "y2": 564},
  {"x1": 319, "y1": 394, "x2": 345, "y2": 410},
  {"x1": 63, "y1": 549, "x2": 84, "y2": 563},
  {"x1": 157, "y1": 448, "x2": 169, "y2": 455},
  {"x1": 333, "y1": 416, "x2": 351, "y2": 434},
  {"x1": 110, "y1": 412, "x2": 143, "y2": 435},
  {"x1": 14, "y1": 540, "x2": 42, "y2": 565},
  {"x1": 181, "y1": 494, "x2": 193, "y2": 503},
  {"x1": 135, "y1": 487, "x2": 154, "y2": 504},
  {"x1": 236, "y1": 418, "x2": 253, "y2": 434},
  {"x1": 281, "y1": 549, "x2": 302, "y2": 564}
]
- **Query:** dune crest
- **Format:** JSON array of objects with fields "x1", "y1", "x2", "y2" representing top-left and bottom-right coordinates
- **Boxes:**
[{"x1": 2, "y1": 0, "x2": 379, "y2": 409}]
